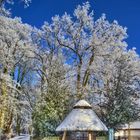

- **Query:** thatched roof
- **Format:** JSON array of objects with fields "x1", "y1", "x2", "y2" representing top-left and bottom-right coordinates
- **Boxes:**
[{"x1": 56, "y1": 100, "x2": 108, "y2": 132}]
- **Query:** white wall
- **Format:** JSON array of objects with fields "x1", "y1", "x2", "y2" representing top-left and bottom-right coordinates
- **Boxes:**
[{"x1": 115, "y1": 130, "x2": 140, "y2": 140}]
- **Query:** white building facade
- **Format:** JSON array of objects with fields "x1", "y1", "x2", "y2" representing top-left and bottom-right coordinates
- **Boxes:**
[{"x1": 115, "y1": 121, "x2": 140, "y2": 140}]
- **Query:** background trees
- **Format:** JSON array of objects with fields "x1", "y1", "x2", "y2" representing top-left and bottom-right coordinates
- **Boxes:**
[
  {"x1": 38, "y1": 2, "x2": 140, "y2": 132},
  {"x1": 0, "y1": 1, "x2": 140, "y2": 138}
]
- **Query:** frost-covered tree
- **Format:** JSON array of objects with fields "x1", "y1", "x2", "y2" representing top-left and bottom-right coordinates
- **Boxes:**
[
  {"x1": 27, "y1": 26, "x2": 74, "y2": 137},
  {"x1": 0, "y1": 0, "x2": 31, "y2": 16},
  {"x1": 32, "y1": 47, "x2": 71, "y2": 137},
  {"x1": 0, "y1": 15, "x2": 35, "y2": 135},
  {"x1": 89, "y1": 47, "x2": 140, "y2": 129},
  {"x1": 42, "y1": 2, "x2": 127, "y2": 99}
]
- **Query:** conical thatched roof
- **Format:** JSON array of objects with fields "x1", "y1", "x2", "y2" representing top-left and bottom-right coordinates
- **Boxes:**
[{"x1": 56, "y1": 100, "x2": 108, "y2": 132}]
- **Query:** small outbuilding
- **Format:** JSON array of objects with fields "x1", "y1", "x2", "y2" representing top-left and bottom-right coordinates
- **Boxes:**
[
  {"x1": 115, "y1": 121, "x2": 140, "y2": 140},
  {"x1": 56, "y1": 100, "x2": 108, "y2": 140}
]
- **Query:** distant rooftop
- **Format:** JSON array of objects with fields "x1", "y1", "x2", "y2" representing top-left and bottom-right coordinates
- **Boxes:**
[{"x1": 120, "y1": 121, "x2": 140, "y2": 130}]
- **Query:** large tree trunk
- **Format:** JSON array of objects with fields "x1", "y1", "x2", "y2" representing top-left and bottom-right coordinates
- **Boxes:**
[
  {"x1": 76, "y1": 58, "x2": 83, "y2": 100},
  {"x1": 82, "y1": 51, "x2": 94, "y2": 87},
  {"x1": 16, "y1": 115, "x2": 21, "y2": 136},
  {"x1": 0, "y1": 68, "x2": 8, "y2": 130},
  {"x1": 3, "y1": 111, "x2": 13, "y2": 135}
]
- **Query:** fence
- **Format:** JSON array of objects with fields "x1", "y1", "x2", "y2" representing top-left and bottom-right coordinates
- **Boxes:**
[
  {"x1": 41, "y1": 136, "x2": 107, "y2": 140},
  {"x1": 42, "y1": 136, "x2": 60, "y2": 140}
]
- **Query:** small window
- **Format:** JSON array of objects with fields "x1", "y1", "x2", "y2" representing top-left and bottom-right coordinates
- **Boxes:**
[{"x1": 67, "y1": 132, "x2": 88, "y2": 140}]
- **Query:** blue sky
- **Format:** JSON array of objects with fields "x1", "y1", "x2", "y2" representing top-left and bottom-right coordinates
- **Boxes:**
[{"x1": 11, "y1": 0, "x2": 140, "y2": 54}]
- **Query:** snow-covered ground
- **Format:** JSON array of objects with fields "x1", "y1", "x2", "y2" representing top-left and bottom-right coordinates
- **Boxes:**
[{"x1": 9, "y1": 134, "x2": 30, "y2": 140}]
